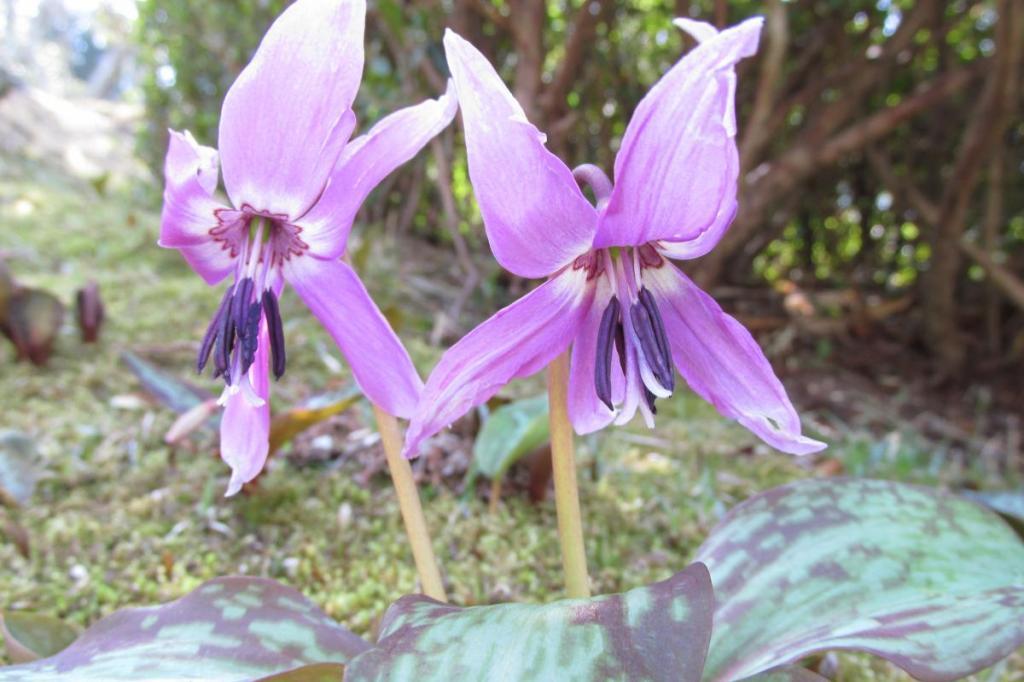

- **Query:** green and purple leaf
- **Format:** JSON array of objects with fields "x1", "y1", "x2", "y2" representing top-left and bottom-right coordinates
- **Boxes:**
[
  {"x1": 736, "y1": 667, "x2": 828, "y2": 682},
  {"x1": 0, "y1": 612, "x2": 79, "y2": 663},
  {"x1": 0, "y1": 577, "x2": 369, "y2": 680},
  {"x1": 961, "y1": 488, "x2": 1024, "y2": 537},
  {"x1": 696, "y1": 478, "x2": 1024, "y2": 682},
  {"x1": 345, "y1": 563, "x2": 714, "y2": 682}
]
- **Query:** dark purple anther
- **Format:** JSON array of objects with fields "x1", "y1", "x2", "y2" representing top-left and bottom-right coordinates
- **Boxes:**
[
  {"x1": 638, "y1": 287, "x2": 674, "y2": 392},
  {"x1": 262, "y1": 290, "x2": 286, "y2": 379},
  {"x1": 214, "y1": 303, "x2": 235, "y2": 380},
  {"x1": 198, "y1": 285, "x2": 233, "y2": 374},
  {"x1": 240, "y1": 301, "x2": 262, "y2": 372},
  {"x1": 594, "y1": 296, "x2": 621, "y2": 410},
  {"x1": 630, "y1": 298, "x2": 674, "y2": 391},
  {"x1": 231, "y1": 277, "x2": 255, "y2": 341}
]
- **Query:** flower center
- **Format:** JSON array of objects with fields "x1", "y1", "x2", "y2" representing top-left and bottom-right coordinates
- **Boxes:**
[
  {"x1": 197, "y1": 207, "x2": 307, "y2": 393},
  {"x1": 581, "y1": 244, "x2": 673, "y2": 418}
]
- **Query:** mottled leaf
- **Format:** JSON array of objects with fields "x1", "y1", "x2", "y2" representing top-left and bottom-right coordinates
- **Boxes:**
[
  {"x1": 0, "y1": 612, "x2": 79, "y2": 663},
  {"x1": 961, "y1": 489, "x2": 1024, "y2": 536},
  {"x1": 473, "y1": 395, "x2": 549, "y2": 479},
  {"x1": 122, "y1": 351, "x2": 214, "y2": 414},
  {"x1": 256, "y1": 662, "x2": 345, "y2": 681},
  {"x1": 736, "y1": 667, "x2": 828, "y2": 681},
  {"x1": 345, "y1": 562, "x2": 714, "y2": 682},
  {"x1": 0, "y1": 577, "x2": 370, "y2": 680},
  {"x1": 696, "y1": 478, "x2": 1024, "y2": 682},
  {"x1": 0, "y1": 431, "x2": 40, "y2": 507},
  {"x1": 269, "y1": 388, "x2": 361, "y2": 455}
]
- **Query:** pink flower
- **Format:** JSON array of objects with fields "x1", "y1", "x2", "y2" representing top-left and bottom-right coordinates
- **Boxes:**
[
  {"x1": 404, "y1": 18, "x2": 824, "y2": 458},
  {"x1": 159, "y1": 0, "x2": 457, "y2": 494}
]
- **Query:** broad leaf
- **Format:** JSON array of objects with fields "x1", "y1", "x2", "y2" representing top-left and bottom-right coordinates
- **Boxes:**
[
  {"x1": 736, "y1": 667, "x2": 827, "y2": 681},
  {"x1": 473, "y1": 395, "x2": 549, "y2": 479},
  {"x1": 696, "y1": 478, "x2": 1024, "y2": 682},
  {"x1": 0, "y1": 612, "x2": 79, "y2": 663},
  {"x1": 0, "y1": 431, "x2": 40, "y2": 507},
  {"x1": 268, "y1": 388, "x2": 361, "y2": 455},
  {"x1": 122, "y1": 351, "x2": 214, "y2": 415},
  {"x1": 0, "y1": 577, "x2": 370, "y2": 680},
  {"x1": 345, "y1": 562, "x2": 714, "y2": 682},
  {"x1": 961, "y1": 489, "x2": 1024, "y2": 535}
]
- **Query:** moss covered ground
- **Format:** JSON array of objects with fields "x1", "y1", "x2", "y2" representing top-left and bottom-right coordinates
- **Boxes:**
[{"x1": 1, "y1": 167, "x2": 1021, "y2": 680}]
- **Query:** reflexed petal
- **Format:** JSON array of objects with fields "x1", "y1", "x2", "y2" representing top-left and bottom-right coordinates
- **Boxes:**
[
  {"x1": 285, "y1": 256, "x2": 423, "y2": 418},
  {"x1": 404, "y1": 267, "x2": 592, "y2": 457},
  {"x1": 222, "y1": 324, "x2": 271, "y2": 496},
  {"x1": 568, "y1": 274, "x2": 622, "y2": 434},
  {"x1": 298, "y1": 81, "x2": 459, "y2": 259},
  {"x1": 595, "y1": 18, "x2": 761, "y2": 249},
  {"x1": 218, "y1": 0, "x2": 364, "y2": 218},
  {"x1": 645, "y1": 262, "x2": 825, "y2": 455},
  {"x1": 443, "y1": 29, "x2": 596, "y2": 278},
  {"x1": 158, "y1": 129, "x2": 234, "y2": 284}
]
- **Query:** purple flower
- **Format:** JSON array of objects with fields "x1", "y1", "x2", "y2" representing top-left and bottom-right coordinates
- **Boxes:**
[
  {"x1": 159, "y1": 0, "x2": 457, "y2": 495},
  {"x1": 403, "y1": 18, "x2": 824, "y2": 458}
]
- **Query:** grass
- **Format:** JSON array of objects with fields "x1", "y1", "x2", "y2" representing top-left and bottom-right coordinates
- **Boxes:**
[{"x1": 1, "y1": 166, "x2": 1021, "y2": 680}]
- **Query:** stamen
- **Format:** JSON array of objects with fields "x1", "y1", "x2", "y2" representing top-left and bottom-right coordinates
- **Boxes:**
[
  {"x1": 630, "y1": 301, "x2": 674, "y2": 391},
  {"x1": 197, "y1": 285, "x2": 233, "y2": 374},
  {"x1": 210, "y1": 280, "x2": 236, "y2": 378},
  {"x1": 638, "y1": 287, "x2": 674, "y2": 392},
  {"x1": 262, "y1": 290, "x2": 286, "y2": 379},
  {"x1": 230, "y1": 277, "x2": 255, "y2": 341},
  {"x1": 594, "y1": 296, "x2": 621, "y2": 410},
  {"x1": 642, "y1": 386, "x2": 657, "y2": 414},
  {"x1": 614, "y1": 320, "x2": 626, "y2": 376},
  {"x1": 240, "y1": 301, "x2": 262, "y2": 373}
]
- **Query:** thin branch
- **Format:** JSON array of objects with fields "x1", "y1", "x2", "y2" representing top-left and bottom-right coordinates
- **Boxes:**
[
  {"x1": 739, "y1": 0, "x2": 788, "y2": 170},
  {"x1": 539, "y1": 0, "x2": 610, "y2": 118},
  {"x1": 960, "y1": 239, "x2": 1024, "y2": 313},
  {"x1": 818, "y1": 64, "x2": 979, "y2": 166},
  {"x1": 865, "y1": 148, "x2": 939, "y2": 224}
]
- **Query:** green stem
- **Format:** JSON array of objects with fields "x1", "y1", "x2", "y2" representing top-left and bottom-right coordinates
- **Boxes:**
[
  {"x1": 547, "y1": 351, "x2": 591, "y2": 598},
  {"x1": 372, "y1": 405, "x2": 447, "y2": 602}
]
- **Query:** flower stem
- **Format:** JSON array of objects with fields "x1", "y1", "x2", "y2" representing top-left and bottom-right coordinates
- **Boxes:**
[
  {"x1": 372, "y1": 405, "x2": 447, "y2": 602},
  {"x1": 547, "y1": 351, "x2": 591, "y2": 598}
]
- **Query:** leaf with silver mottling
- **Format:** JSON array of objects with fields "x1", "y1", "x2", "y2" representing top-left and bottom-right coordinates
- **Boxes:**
[
  {"x1": 697, "y1": 478, "x2": 1024, "y2": 682},
  {"x1": 345, "y1": 563, "x2": 714, "y2": 682},
  {"x1": 0, "y1": 577, "x2": 369, "y2": 680}
]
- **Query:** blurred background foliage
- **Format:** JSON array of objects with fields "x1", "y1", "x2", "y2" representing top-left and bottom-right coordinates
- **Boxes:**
[{"x1": 133, "y1": 0, "x2": 1024, "y2": 377}]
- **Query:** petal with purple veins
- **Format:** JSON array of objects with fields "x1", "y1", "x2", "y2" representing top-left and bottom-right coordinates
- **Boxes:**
[
  {"x1": 404, "y1": 267, "x2": 593, "y2": 457},
  {"x1": 285, "y1": 256, "x2": 423, "y2": 419},
  {"x1": 443, "y1": 29, "x2": 597, "y2": 278},
  {"x1": 644, "y1": 262, "x2": 825, "y2": 455},
  {"x1": 595, "y1": 18, "x2": 761, "y2": 249},
  {"x1": 298, "y1": 81, "x2": 459, "y2": 259},
  {"x1": 218, "y1": 0, "x2": 365, "y2": 218}
]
